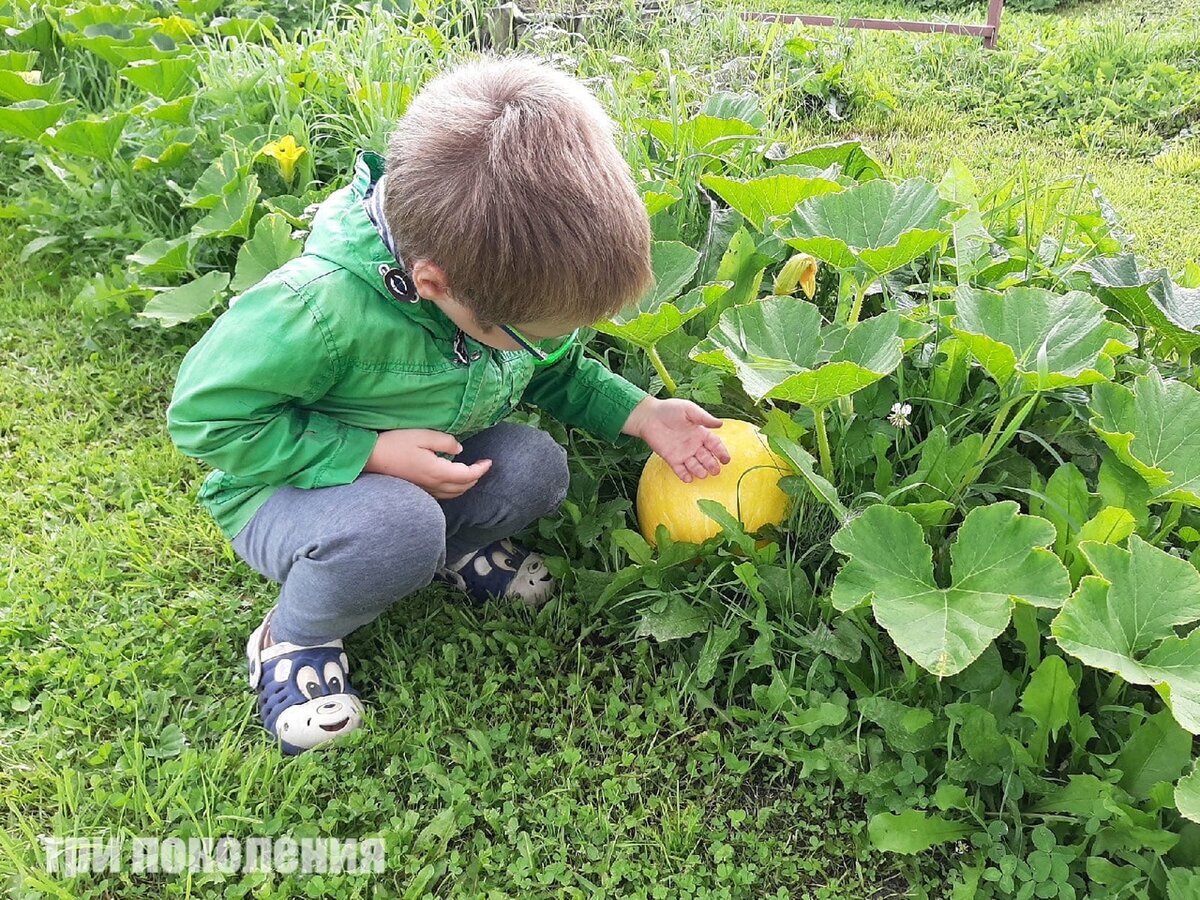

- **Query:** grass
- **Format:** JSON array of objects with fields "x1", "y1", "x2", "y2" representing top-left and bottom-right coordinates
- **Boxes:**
[
  {"x1": 3, "y1": 0, "x2": 1200, "y2": 895},
  {"x1": 0, "y1": 235, "x2": 905, "y2": 895}
]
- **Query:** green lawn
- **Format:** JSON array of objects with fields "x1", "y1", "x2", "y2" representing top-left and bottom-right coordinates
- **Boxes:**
[
  {"x1": 3, "y1": 0, "x2": 1199, "y2": 895},
  {"x1": 0, "y1": 234, "x2": 905, "y2": 895}
]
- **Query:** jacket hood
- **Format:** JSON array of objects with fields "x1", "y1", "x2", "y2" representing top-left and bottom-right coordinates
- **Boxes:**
[{"x1": 301, "y1": 149, "x2": 456, "y2": 340}]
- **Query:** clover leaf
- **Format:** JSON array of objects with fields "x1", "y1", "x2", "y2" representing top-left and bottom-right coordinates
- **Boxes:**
[
  {"x1": 1051, "y1": 536, "x2": 1200, "y2": 733},
  {"x1": 951, "y1": 286, "x2": 1136, "y2": 392},
  {"x1": 1090, "y1": 368, "x2": 1200, "y2": 507},
  {"x1": 831, "y1": 502, "x2": 1070, "y2": 676}
]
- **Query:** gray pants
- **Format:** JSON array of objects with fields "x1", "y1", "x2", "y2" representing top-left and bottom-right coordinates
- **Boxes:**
[{"x1": 231, "y1": 422, "x2": 569, "y2": 645}]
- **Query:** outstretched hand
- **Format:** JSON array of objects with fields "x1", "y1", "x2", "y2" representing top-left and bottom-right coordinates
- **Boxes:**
[{"x1": 623, "y1": 397, "x2": 731, "y2": 483}]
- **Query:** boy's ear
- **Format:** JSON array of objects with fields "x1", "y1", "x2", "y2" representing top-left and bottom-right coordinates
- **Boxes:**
[{"x1": 410, "y1": 259, "x2": 452, "y2": 301}]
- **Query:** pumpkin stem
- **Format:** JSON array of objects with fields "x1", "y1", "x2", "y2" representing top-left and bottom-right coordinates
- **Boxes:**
[
  {"x1": 647, "y1": 345, "x2": 677, "y2": 396},
  {"x1": 813, "y1": 406, "x2": 834, "y2": 480}
]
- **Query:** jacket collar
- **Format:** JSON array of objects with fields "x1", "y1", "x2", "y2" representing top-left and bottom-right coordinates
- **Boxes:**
[{"x1": 302, "y1": 149, "x2": 457, "y2": 340}]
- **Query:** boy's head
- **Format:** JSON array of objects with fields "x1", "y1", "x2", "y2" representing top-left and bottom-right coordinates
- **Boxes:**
[{"x1": 383, "y1": 55, "x2": 652, "y2": 349}]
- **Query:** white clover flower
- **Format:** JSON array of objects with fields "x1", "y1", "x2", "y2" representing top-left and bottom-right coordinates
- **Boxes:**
[{"x1": 888, "y1": 402, "x2": 913, "y2": 429}]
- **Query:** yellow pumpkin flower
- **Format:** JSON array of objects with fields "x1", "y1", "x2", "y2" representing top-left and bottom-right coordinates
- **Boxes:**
[
  {"x1": 774, "y1": 253, "x2": 819, "y2": 299},
  {"x1": 258, "y1": 135, "x2": 306, "y2": 186}
]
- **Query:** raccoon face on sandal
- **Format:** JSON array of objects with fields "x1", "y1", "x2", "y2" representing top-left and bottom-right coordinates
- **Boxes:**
[
  {"x1": 246, "y1": 608, "x2": 364, "y2": 755},
  {"x1": 434, "y1": 538, "x2": 556, "y2": 608}
]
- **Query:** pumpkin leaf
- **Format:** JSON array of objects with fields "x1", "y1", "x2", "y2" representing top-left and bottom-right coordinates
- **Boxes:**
[
  {"x1": 120, "y1": 56, "x2": 198, "y2": 100},
  {"x1": 230, "y1": 213, "x2": 304, "y2": 293},
  {"x1": 642, "y1": 114, "x2": 759, "y2": 155},
  {"x1": 1090, "y1": 369, "x2": 1200, "y2": 506},
  {"x1": 0, "y1": 98, "x2": 73, "y2": 140},
  {"x1": 128, "y1": 235, "x2": 194, "y2": 276},
  {"x1": 132, "y1": 127, "x2": 197, "y2": 172},
  {"x1": 0, "y1": 69, "x2": 62, "y2": 103},
  {"x1": 769, "y1": 139, "x2": 883, "y2": 181},
  {"x1": 1176, "y1": 761, "x2": 1200, "y2": 824},
  {"x1": 951, "y1": 286, "x2": 1135, "y2": 392},
  {"x1": 1075, "y1": 254, "x2": 1200, "y2": 355},
  {"x1": 711, "y1": 227, "x2": 774, "y2": 315},
  {"x1": 184, "y1": 149, "x2": 246, "y2": 209},
  {"x1": 640, "y1": 179, "x2": 682, "y2": 217},
  {"x1": 596, "y1": 282, "x2": 727, "y2": 351},
  {"x1": 595, "y1": 241, "x2": 709, "y2": 350},
  {"x1": 139, "y1": 271, "x2": 229, "y2": 327},
  {"x1": 39, "y1": 112, "x2": 128, "y2": 160},
  {"x1": 698, "y1": 91, "x2": 766, "y2": 127},
  {"x1": 189, "y1": 174, "x2": 260, "y2": 239},
  {"x1": 776, "y1": 178, "x2": 957, "y2": 280},
  {"x1": 831, "y1": 502, "x2": 1070, "y2": 676},
  {"x1": 691, "y1": 298, "x2": 903, "y2": 408},
  {"x1": 1051, "y1": 536, "x2": 1200, "y2": 732},
  {"x1": 700, "y1": 171, "x2": 842, "y2": 233}
]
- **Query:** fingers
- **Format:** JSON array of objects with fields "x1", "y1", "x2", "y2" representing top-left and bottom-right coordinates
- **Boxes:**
[
  {"x1": 415, "y1": 430, "x2": 463, "y2": 455},
  {"x1": 437, "y1": 457, "x2": 492, "y2": 484},
  {"x1": 693, "y1": 444, "x2": 722, "y2": 476},
  {"x1": 689, "y1": 404, "x2": 723, "y2": 429},
  {"x1": 684, "y1": 456, "x2": 708, "y2": 480},
  {"x1": 704, "y1": 431, "x2": 732, "y2": 464},
  {"x1": 671, "y1": 460, "x2": 694, "y2": 484}
]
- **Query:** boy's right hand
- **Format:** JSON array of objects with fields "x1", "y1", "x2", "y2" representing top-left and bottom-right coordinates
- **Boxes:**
[{"x1": 363, "y1": 429, "x2": 492, "y2": 499}]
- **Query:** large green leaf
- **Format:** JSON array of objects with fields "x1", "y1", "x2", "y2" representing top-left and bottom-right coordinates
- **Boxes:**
[
  {"x1": 1090, "y1": 369, "x2": 1200, "y2": 506},
  {"x1": 1176, "y1": 761, "x2": 1200, "y2": 824},
  {"x1": 0, "y1": 69, "x2": 61, "y2": 102},
  {"x1": 1051, "y1": 536, "x2": 1200, "y2": 733},
  {"x1": 0, "y1": 98, "x2": 72, "y2": 140},
  {"x1": 596, "y1": 282, "x2": 726, "y2": 351},
  {"x1": 120, "y1": 56, "x2": 198, "y2": 100},
  {"x1": 39, "y1": 112, "x2": 128, "y2": 160},
  {"x1": 642, "y1": 114, "x2": 759, "y2": 154},
  {"x1": 691, "y1": 297, "x2": 902, "y2": 408},
  {"x1": 1075, "y1": 254, "x2": 1200, "y2": 355},
  {"x1": 951, "y1": 286, "x2": 1135, "y2": 391},
  {"x1": 230, "y1": 213, "x2": 304, "y2": 293},
  {"x1": 184, "y1": 149, "x2": 245, "y2": 209},
  {"x1": 594, "y1": 240, "x2": 710, "y2": 350},
  {"x1": 189, "y1": 174, "x2": 260, "y2": 239},
  {"x1": 139, "y1": 271, "x2": 229, "y2": 327},
  {"x1": 700, "y1": 172, "x2": 842, "y2": 233},
  {"x1": 831, "y1": 502, "x2": 1070, "y2": 676},
  {"x1": 128, "y1": 235, "x2": 194, "y2": 276},
  {"x1": 776, "y1": 178, "x2": 957, "y2": 279},
  {"x1": 769, "y1": 140, "x2": 883, "y2": 181}
]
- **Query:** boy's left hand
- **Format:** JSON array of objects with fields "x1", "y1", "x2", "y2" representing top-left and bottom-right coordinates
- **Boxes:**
[{"x1": 623, "y1": 397, "x2": 731, "y2": 483}]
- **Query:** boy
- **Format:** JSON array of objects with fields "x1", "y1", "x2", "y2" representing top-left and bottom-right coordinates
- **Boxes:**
[{"x1": 167, "y1": 56, "x2": 730, "y2": 755}]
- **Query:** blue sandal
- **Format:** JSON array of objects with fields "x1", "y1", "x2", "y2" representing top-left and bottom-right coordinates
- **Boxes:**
[
  {"x1": 435, "y1": 538, "x2": 556, "y2": 608},
  {"x1": 246, "y1": 608, "x2": 364, "y2": 755}
]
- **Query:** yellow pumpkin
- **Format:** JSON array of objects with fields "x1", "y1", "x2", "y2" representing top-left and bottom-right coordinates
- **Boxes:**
[{"x1": 637, "y1": 419, "x2": 791, "y2": 545}]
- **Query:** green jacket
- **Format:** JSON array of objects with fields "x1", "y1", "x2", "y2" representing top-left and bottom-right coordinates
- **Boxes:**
[{"x1": 167, "y1": 150, "x2": 648, "y2": 539}]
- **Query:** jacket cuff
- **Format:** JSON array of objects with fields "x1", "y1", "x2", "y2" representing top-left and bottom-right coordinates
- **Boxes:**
[
  {"x1": 312, "y1": 421, "x2": 379, "y2": 487},
  {"x1": 593, "y1": 378, "x2": 650, "y2": 444}
]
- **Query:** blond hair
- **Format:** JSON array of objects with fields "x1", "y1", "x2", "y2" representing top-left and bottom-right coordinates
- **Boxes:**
[{"x1": 384, "y1": 55, "x2": 652, "y2": 328}]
